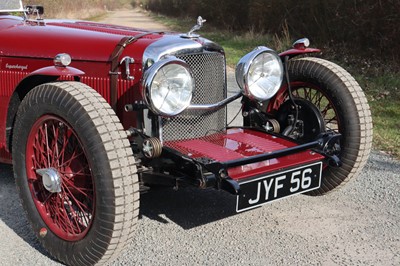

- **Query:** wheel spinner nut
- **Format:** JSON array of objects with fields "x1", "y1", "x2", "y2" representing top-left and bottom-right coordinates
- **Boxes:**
[{"x1": 36, "y1": 168, "x2": 62, "y2": 193}]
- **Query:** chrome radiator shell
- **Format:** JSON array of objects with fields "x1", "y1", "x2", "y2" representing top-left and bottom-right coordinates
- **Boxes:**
[{"x1": 143, "y1": 35, "x2": 227, "y2": 141}]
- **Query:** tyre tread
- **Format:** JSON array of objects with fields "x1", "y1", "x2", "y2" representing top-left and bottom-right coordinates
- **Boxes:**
[
  {"x1": 13, "y1": 81, "x2": 139, "y2": 265},
  {"x1": 289, "y1": 58, "x2": 372, "y2": 195}
]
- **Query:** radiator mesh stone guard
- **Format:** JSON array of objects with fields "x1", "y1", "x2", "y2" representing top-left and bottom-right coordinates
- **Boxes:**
[{"x1": 161, "y1": 52, "x2": 227, "y2": 141}]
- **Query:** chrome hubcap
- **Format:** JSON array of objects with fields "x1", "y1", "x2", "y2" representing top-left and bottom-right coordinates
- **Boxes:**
[{"x1": 36, "y1": 168, "x2": 62, "y2": 193}]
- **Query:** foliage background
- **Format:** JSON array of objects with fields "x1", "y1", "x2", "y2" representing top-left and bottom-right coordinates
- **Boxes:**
[
  {"x1": 140, "y1": 0, "x2": 400, "y2": 64},
  {"x1": 21, "y1": 0, "x2": 400, "y2": 157},
  {"x1": 27, "y1": 0, "x2": 400, "y2": 63}
]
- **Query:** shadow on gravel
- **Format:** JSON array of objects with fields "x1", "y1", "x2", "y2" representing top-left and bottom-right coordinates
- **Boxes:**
[
  {"x1": 0, "y1": 163, "x2": 53, "y2": 260},
  {"x1": 1, "y1": 163, "x2": 238, "y2": 245},
  {"x1": 367, "y1": 153, "x2": 400, "y2": 175},
  {"x1": 140, "y1": 186, "x2": 239, "y2": 229}
]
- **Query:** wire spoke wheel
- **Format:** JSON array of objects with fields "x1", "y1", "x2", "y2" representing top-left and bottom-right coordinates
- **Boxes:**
[
  {"x1": 268, "y1": 57, "x2": 373, "y2": 195},
  {"x1": 13, "y1": 82, "x2": 139, "y2": 265},
  {"x1": 26, "y1": 115, "x2": 94, "y2": 241},
  {"x1": 289, "y1": 83, "x2": 339, "y2": 132}
]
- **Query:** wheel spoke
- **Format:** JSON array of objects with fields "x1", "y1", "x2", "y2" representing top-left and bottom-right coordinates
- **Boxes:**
[
  {"x1": 271, "y1": 82, "x2": 342, "y2": 139},
  {"x1": 314, "y1": 92, "x2": 324, "y2": 110},
  {"x1": 26, "y1": 115, "x2": 95, "y2": 241},
  {"x1": 55, "y1": 195, "x2": 76, "y2": 234},
  {"x1": 62, "y1": 185, "x2": 92, "y2": 228},
  {"x1": 44, "y1": 123, "x2": 52, "y2": 167},
  {"x1": 320, "y1": 103, "x2": 332, "y2": 117},
  {"x1": 61, "y1": 188, "x2": 85, "y2": 234},
  {"x1": 33, "y1": 129, "x2": 49, "y2": 169},
  {"x1": 59, "y1": 149, "x2": 85, "y2": 169},
  {"x1": 42, "y1": 191, "x2": 54, "y2": 205},
  {"x1": 62, "y1": 177, "x2": 93, "y2": 200},
  {"x1": 60, "y1": 168, "x2": 91, "y2": 177},
  {"x1": 50, "y1": 123, "x2": 60, "y2": 168},
  {"x1": 291, "y1": 86, "x2": 340, "y2": 132}
]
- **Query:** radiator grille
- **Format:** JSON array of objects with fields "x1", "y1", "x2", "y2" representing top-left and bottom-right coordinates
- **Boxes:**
[{"x1": 161, "y1": 52, "x2": 227, "y2": 141}]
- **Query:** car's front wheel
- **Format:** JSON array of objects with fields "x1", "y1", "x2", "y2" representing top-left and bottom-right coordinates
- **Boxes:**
[
  {"x1": 268, "y1": 57, "x2": 373, "y2": 195},
  {"x1": 12, "y1": 82, "x2": 139, "y2": 265}
]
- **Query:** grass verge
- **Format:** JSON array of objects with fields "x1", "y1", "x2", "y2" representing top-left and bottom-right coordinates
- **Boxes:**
[
  {"x1": 359, "y1": 73, "x2": 400, "y2": 158},
  {"x1": 152, "y1": 12, "x2": 400, "y2": 158}
]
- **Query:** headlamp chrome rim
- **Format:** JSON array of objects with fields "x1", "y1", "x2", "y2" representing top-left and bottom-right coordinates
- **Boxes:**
[
  {"x1": 236, "y1": 46, "x2": 284, "y2": 102},
  {"x1": 142, "y1": 57, "x2": 194, "y2": 116}
]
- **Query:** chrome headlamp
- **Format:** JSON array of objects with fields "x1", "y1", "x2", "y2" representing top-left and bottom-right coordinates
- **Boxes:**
[
  {"x1": 142, "y1": 57, "x2": 194, "y2": 116},
  {"x1": 236, "y1": 47, "x2": 284, "y2": 101}
]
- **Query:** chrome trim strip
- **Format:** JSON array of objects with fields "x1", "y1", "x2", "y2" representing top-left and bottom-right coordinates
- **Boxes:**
[
  {"x1": 187, "y1": 92, "x2": 242, "y2": 111},
  {"x1": 143, "y1": 35, "x2": 224, "y2": 70}
]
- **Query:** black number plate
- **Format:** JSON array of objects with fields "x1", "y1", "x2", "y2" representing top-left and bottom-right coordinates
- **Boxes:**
[{"x1": 236, "y1": 162, "x2": 322, "y2": 212}]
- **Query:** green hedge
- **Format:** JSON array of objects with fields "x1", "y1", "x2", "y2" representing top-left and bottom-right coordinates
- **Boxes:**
[{"x1": 142, "y1": 0, "x2": 400, "y2": 61}]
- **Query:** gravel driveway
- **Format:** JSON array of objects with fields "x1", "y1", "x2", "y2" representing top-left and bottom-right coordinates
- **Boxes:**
[
  {"x1": 1, "y1": 152, "x2": 399, "y2": 265},
  {"x1": 1, "y1": 9, "x2": 399, "y2": 266}
]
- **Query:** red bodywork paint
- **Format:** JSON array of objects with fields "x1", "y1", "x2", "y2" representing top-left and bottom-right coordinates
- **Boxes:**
[
  {"x1": 0, "y1": 15, "x2": 165, "y2": 161},
  {"x1": 165, "y1": 128, "x2": 324, "y2": 181},
  {"x1": 279, "y1": 48, "x2": 321, "y2": 58}
]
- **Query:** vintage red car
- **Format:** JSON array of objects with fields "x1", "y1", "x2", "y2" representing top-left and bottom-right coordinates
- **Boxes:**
[{"x1": 0, "y1": 1, "x2": 372, "y2": 265}]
